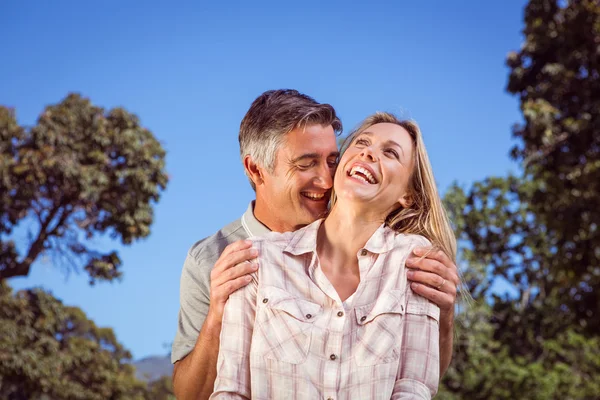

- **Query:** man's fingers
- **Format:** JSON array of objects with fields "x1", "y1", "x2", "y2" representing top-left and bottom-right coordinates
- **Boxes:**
[
  {"x1": 214, "y1": 247, "x2": 258, "y2": 274},
  {"x1": 221, "y1": 240, "x2": 253, "y2": 258},
  {"x1": 413, "y1": 247, "x2": 454, "y2": 270},
  {"x1": 220, "y1": 275, "x2": 253, "y2": 298},
  {"x1": 410, "y1": 282, "x2": 455, "y2": 311},
  {"x1": 222, "y1": 248, "x2": 258, "y2": 270},
  {"x1": 408, "y1": 270, "x2": 456, "y2": 295},
  {"x1": 407, "y1": 257, "x2": 444, "y2": 275},
  {"x1": 406, "y1": 255, "x2": 460, "y2": 286},
  {"x1": 222, "y1": 260, "x2": 258, "y2": 283}
]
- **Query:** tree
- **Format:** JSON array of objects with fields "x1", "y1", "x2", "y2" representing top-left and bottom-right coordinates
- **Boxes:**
[
  {"x1": 438, "y1": 180, "x2": 600, "y2": 399},
  {"x1": 0, "y1": 95, "x2": 171, "y2": 398},
  {"x1": 0, "y1": 93, "x2": 168, "y2": 283},
  {"x1": 0, "y1": 282, "x2": 150, "y2": 400},
  {"x1": 147, "y1": 376, "x2": 176, "y2": 400},
  {"x1": 438, "y1": 1, "x2": 600, "y2": 397},
  {"x1": 506, "y1": 0, "x2": 600, "y2": 334}
]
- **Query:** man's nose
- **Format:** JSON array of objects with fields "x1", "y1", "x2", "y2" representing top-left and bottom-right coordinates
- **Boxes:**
[{"x1": 314, "y1": 162, "x2": 333, "y2": 189}]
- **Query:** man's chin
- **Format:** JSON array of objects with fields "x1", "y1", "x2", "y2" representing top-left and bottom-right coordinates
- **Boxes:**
[{"x1": 302, "y1": 202, "x2": 329, "y2": 221}]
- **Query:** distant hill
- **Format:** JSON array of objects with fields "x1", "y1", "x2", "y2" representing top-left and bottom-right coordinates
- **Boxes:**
[{"x1": 133, "y1": 355, "x2": 173, "y2": 383}]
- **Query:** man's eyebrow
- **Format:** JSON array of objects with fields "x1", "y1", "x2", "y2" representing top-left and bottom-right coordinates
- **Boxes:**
[{"x1": 290, "y1": 152, "x2": 340, "y2": 164}]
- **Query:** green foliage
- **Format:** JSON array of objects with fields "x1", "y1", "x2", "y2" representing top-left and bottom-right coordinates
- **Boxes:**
[
  {"x1": 440, "y1": 181, "x2": 600, "y2": 399},
  {"x1": 0, "y1": 95, "x2": 173, "y2": 398},
  {"x1": 506, "y1": 0, "x2": 600, "y2": 332},
  {"x1": 0, "y1": 282, "x2": 150, "y2": 400},
  {"x1": 0, "y1": 93, "x2": 168, "y2": 283},
  {"x1": 147, "y1": 376, "x2": 176, "y2": 400},
  {"x1": 439, "y1": 1, "x2": 600, "y2": 398}
]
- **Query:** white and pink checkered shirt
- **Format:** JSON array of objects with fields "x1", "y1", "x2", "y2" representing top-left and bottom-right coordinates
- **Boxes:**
[{"x1": 211, "y1": 219, "x2": 440, "y2": 400}]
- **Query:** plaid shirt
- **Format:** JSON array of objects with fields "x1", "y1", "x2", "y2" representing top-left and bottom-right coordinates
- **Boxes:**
[{"x1": 211, "y1": 219, "x2": 440, "y2": 400}]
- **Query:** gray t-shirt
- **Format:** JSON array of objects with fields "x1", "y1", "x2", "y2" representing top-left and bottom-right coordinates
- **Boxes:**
[{"x1": 171, "y1": 202, "x2": 270, "y2": 363}]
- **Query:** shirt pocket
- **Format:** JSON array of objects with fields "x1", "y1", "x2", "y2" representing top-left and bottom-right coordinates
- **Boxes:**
[
  {"x1": 353, "y1": 290, "x2": 406, "y2": 367},
  {"x1": 254, "y1": 285, "x2": 322, "y2": 364}
]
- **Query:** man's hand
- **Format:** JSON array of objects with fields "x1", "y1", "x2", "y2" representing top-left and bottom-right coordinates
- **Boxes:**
[
  {"x1": 406, "y1": 246, "x2": 459, "y2": 376},
  {"x1": 406, "y1": 247, "x2": 459, "y2": 313},
  {"x1": 207, "y1": 240, "x2": 258, "y2": 324},
  {"x1": 173, "y1": 239, "x2": 258, "y2": 400}
]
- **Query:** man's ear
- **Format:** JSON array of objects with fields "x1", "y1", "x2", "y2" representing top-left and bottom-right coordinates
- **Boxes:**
[{"x1": 244, "y1": 155, "x2": 265, "y2": 187}]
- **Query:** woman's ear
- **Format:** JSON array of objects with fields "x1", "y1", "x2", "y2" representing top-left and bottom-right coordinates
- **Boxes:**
[
  {"x1": 244, "y1": 155, "x2": 264, "y2": 187},
  {"x1": 399, "y1": 191, "x2": 414, "y2": 209}
]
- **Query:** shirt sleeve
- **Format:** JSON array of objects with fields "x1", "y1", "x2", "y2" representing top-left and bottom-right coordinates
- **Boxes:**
[
  {"x1": 392, "y1": 284, "x2": 440, "y2": 400},
  {"x1": 171, "y1": 250, "x2": 212, "y2": 364},
  {"x1": 210, "y1": 273, "x2": 258, "y2": 399}
]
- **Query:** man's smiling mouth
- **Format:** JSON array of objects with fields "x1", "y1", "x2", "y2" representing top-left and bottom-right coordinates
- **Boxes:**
[{"x1": 301, "y1": 192, "x2": 327, "y2": 201}]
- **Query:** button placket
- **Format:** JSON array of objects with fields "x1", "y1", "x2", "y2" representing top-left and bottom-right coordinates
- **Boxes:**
[{"x1": 324, "y1": 316, "x2": 343, "y2": 395}]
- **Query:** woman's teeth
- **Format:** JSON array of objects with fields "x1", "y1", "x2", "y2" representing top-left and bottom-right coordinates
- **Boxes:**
[{"x1": 348, "y1": 165, "x2": 376, "y2": 184}]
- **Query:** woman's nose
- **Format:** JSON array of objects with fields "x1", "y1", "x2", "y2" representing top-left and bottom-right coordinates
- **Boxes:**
[{"x1": 361, "y1": 147, "x2": 377, "y2": 161}]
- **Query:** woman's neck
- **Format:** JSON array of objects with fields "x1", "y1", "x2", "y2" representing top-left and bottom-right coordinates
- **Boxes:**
[{"x1": 317, "y1": 204, "x2": 384, "y2": 272}]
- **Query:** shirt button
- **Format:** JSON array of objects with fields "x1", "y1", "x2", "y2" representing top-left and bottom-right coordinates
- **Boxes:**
[
  {"x1": 360, "y1": 316, "x2": 367, "y2": 322},
  {"x1": 360, "y1": 249, "x2": 368, "y2": 256},
  {"x1": 337, "y1": 311, "x2": 344, "y2": 317},
  {"x1": 262, "y1": 298, "x2": 269, "y2": 304},
  {"x1": 330, "y1": 354, "x2": 337, "y2": 360},
  {"x1": 306, "y1": 314, "x2": 312, "y2": 319}
]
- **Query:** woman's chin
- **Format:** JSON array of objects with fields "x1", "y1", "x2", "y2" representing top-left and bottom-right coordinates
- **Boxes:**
[{"x1": 335, "y1": 189, "x2": 377, "y2": 205}]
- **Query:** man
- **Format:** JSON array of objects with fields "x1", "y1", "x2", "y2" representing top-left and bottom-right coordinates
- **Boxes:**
[{"x1": 172, "y1": 90, "x2": 460, "y2": 400}]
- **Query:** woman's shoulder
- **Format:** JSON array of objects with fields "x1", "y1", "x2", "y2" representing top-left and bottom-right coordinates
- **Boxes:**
[{"x1": 392, "y1": 232, "x2": 432, "y2": 250}]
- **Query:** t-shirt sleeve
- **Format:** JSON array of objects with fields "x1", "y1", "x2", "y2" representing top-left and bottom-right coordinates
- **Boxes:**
[{"x1": 171, "y1": 249, "x2": 212, "y2": 364}]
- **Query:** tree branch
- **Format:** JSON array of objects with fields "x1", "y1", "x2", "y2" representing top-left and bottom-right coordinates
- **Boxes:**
[{"x1": 0, "y1": 204, "x2": 72, "y2": 281}]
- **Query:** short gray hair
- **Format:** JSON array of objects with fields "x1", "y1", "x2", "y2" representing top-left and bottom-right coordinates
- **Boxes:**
[{"x1": 239, "y1": 89, "x2": 342, "y2": 190}]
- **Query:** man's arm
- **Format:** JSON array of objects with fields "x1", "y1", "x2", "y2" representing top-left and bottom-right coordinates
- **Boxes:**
[
  {"x1": 173, "y1": 240, "x2": 258, "y2": 400},
  {"x1": 405, "y1": 247, "x2": 460, "y2": 376}
]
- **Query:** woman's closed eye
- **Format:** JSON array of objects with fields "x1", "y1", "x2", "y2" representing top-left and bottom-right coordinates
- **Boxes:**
[
  {"x1": 384, "y1": 148, "x2": 400, "y2": 160},
  {"x1": 355, "y1": 138, "x2": 370, "y2": 147}
]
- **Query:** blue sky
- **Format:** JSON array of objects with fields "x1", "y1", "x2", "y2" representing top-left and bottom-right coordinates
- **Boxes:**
[{"x1": 2, "y1": 0, "x2": 527, "y2": 360}]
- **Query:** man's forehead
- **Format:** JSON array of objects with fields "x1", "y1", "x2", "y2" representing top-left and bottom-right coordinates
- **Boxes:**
[{"x1": 282, "y1": 125, "x2": 338, "y2": 157}]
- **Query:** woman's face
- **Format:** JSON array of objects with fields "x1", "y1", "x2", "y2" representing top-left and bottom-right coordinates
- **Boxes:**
[{"x1": 334, "y1": 122, "x2": 415, "y2": 217}]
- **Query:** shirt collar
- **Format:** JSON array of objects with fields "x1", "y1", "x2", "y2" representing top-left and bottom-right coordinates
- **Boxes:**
[
  {"x1": 283, "y1": 219, "x2": 396, "y2": 255},
  {"x1": 363, "y1": 223, "x2": 396, "y2": 254},
  {"x1": 241, "y1": 201, "x2": 271, "y2": 238},
  {"x1": 283, "y1": 219, "x2": 324, "y2": 255}
]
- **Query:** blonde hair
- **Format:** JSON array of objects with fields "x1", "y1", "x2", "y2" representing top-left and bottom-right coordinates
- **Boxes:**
[{"x1": 334, "y1": 112, "x2": 457, "y2": 262}]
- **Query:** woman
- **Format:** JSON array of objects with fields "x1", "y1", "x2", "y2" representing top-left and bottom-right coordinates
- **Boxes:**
[{"x1": 211, "y1": 112, "x2": 456, "y2": 399}]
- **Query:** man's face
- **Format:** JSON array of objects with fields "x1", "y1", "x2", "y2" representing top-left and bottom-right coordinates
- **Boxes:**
[{"x1": 258, "y1": 124, "x2": 339, "y2": 232}]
